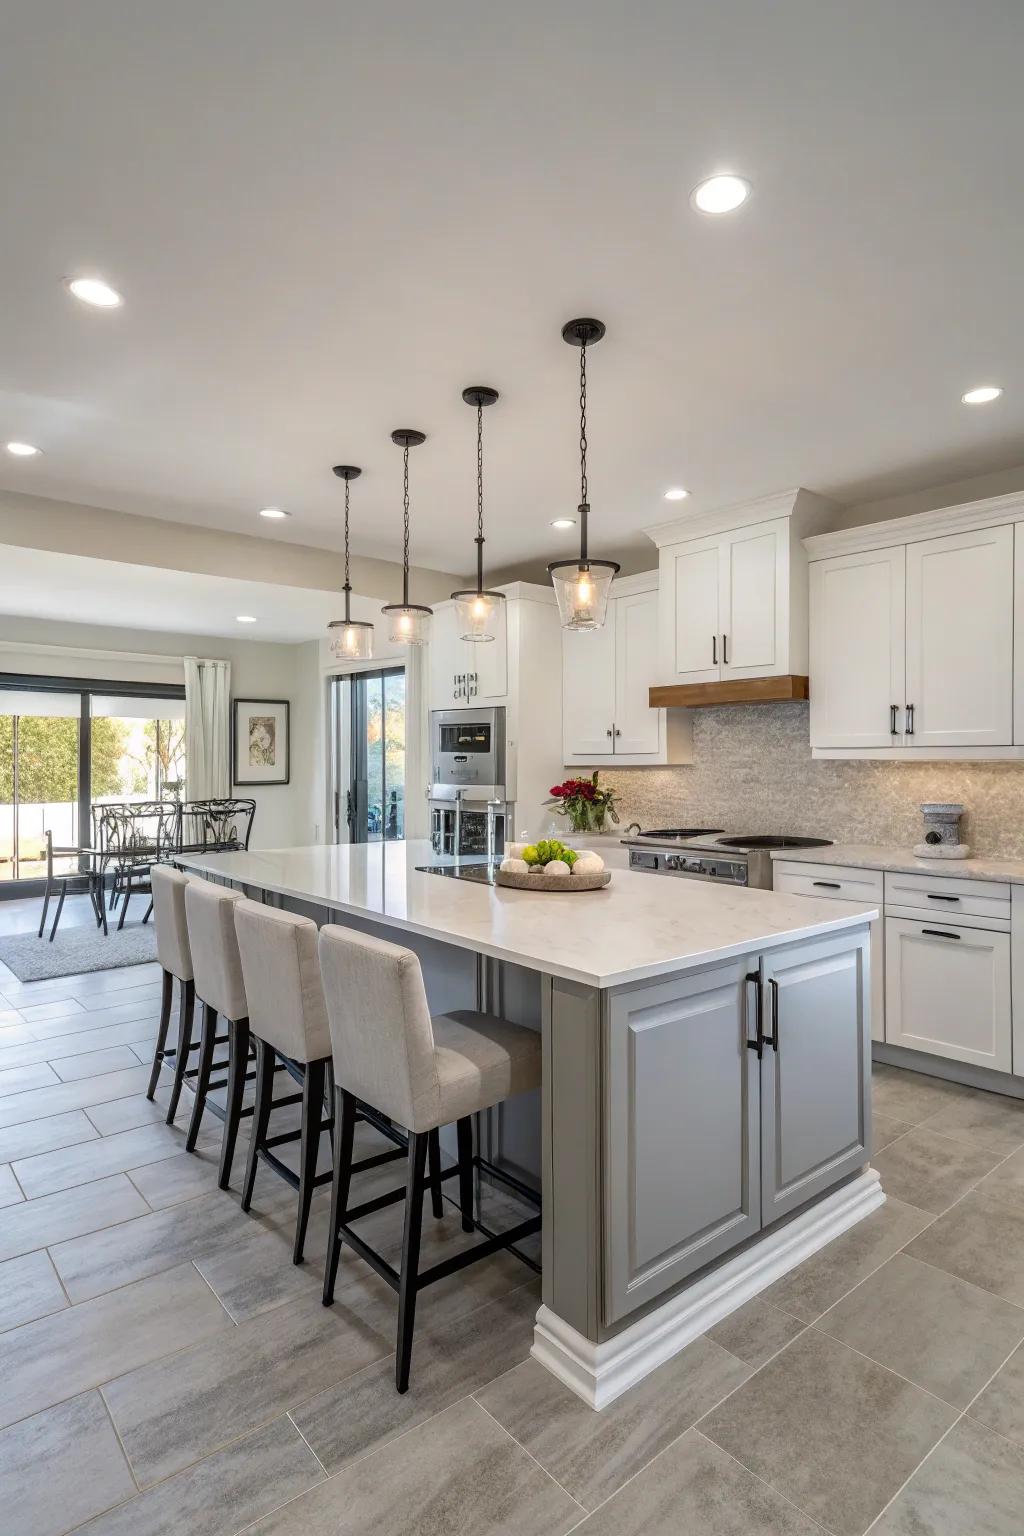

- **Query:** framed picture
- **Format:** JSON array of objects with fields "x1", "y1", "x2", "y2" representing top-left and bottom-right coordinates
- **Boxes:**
[{"x1": 232, "y1": 698, "x2": 290, "y2": 786}]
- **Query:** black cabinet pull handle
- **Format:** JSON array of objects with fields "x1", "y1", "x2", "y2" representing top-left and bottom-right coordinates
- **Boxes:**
[
  {"x1": 813, "y1": 880, "x2": 842, "y2": 889},
  {"x1": 922, "y1": 928, "x2": 960, "y2": 940},
  {"x1": 926, "y1": 893, "x2": 959, "y2": 902},
  {"x1": 722, "y1": 633, "x2": 729, "y2": 665},
  {"x1": 764, "y1": 977, "x2": 779, "y2": 1050},
  {"x1": 745, "y1": 971, "x2": 763, "y2": 1058},
  {"x1": 712, "y1": 634, "x2": 718, "y2": 665},
  {"x1": 906, "y1": 703, "x2": 915, "y2": 735},
  {"x1": 890, "y1": 704, "x2": 899, "y2": 734}
]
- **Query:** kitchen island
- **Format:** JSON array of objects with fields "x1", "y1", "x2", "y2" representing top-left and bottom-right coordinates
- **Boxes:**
[{"x1": 178, "y1": 840, "x2": 880, "y2": 1408}]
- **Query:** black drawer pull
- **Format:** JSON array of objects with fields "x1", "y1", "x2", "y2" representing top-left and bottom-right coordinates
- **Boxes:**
[
  {"x1": 922, "y1": 928, "x2": 960, "y2": 940},
  {"x1": 745, "y1": 971, "x2": 763, "y2": 1058},
  {"x1": 765, "y1": 977, "x2": 780, "y2": 1050},
  {"x1": 813, "y1": 880, "x2": 842, "y2": 889},
  {"x1": 926, "y1": 893, "x2": 959, "y2": 902}
]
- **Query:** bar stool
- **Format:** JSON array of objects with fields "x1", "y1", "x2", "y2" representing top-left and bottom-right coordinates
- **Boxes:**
[
  {"x1": 318, "y1": 924, "x2": 542, "y2": 1393},
  {"x1": 147, "y1": 866, "x2": 197, "y2": 1121},
  {"x1": 233, "y1": 900, "x2": 336, "y2": 1262},
  {"x1": 183, "y1": 880, "x2": 270, "y2": 1188}
]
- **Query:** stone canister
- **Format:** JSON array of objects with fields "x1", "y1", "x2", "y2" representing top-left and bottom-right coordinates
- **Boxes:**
[{"x1": 913, "y1": 802, "x2": 968, "y2": 859}]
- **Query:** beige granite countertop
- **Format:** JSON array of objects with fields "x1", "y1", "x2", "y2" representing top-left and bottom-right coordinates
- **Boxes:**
[{"x1": 770, "y1": 843, "x2": 1024, "y2": 885}]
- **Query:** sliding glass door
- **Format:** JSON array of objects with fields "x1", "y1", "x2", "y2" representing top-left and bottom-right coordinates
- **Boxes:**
[
  {"x1": 0, "y1": 675, "x2": 186, "y2": 895},
  {"x1": 343, "y1": 668, "x2": 406, "y2": 843}
]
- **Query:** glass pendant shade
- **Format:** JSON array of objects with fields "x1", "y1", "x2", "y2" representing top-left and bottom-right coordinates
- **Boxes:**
[
  {"x1": 385, "y1": 604, "x2": 432, "y2": 646},
  {"x1": 328, "y1": 618, "x2": 374, "y2": 660},
  {"x1": 549, "y1": 558, "x2": 618, "y2": 630},
  {"x1": 452, "y1": 588, "x2": 502, "y2": 642}
]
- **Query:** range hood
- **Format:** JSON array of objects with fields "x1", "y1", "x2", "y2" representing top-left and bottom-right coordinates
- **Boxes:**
[{"x1": 649, "y1": 675, "x2": 809, "y2": 708}]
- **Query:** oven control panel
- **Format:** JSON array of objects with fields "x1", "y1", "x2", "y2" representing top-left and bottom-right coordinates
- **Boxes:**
[{"x1": 629, "y1": 848, "x2": 748, "y2": 885}]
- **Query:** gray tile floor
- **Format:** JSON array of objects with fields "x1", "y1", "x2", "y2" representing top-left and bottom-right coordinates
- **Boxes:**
[{"x1": 2, "y1": 895, "x2": 1024, "y2": 1534}]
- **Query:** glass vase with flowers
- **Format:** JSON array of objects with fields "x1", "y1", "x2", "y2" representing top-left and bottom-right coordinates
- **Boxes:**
[{"x1": 546, "y1": 771, "x2": 620, "y2": 835}]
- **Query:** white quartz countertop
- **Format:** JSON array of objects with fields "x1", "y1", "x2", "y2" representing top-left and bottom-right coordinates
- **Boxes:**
[
  {"x1": 177, "y1": 841, "x2": 876, "y2": 989},
  {"x1": 770, "y1": 843, "x2": 1024, "y2": 885}
]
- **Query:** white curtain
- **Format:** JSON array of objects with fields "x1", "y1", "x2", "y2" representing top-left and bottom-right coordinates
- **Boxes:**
[
  {"x1": 184, "y1": 657, "x2": 231, "y2": 799},
  {"x1": 404, "y1": 645, "x2": 430, "y2": 839}
]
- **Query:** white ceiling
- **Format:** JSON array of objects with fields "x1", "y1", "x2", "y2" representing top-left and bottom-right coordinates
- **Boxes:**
[
  {"x1": 0, "y1": 545, "x2": 344, "y2": 642},
  {"x1": 1, "y1": 0, "x2": 1023, "y2": 576}
]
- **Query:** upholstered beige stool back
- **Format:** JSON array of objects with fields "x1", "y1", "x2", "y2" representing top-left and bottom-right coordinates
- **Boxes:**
[
  {"x1": 318, "y1": 925, "x2": 438, "y2": 1132},
  {"x1": 234, "y1": 900, "x2": 331, "y2": 1064},
  {"x1": 184, "y1": 880, "x2": 248, "y2": 1021},
  {"x1": 150, "y1": 866, "x2": 193, "y2": 982}
]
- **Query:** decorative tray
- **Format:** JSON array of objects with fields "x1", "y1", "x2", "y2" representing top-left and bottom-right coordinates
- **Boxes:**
[{"x1": 494, "y1": 869, "x2": 612, "y2": 892}]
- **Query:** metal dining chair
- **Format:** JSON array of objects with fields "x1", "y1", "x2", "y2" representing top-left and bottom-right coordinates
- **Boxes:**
[{"x1": 37, "y1": 829, "x2": 103, "y2": 942}]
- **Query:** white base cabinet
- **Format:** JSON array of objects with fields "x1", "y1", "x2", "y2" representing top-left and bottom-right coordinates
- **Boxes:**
[
  {"x1": 885, "y1": 916, "x2": 1012, "y2": 1074},
  {"x1": 772, "y1": 862, "x2": 884, "y2": 1043}
]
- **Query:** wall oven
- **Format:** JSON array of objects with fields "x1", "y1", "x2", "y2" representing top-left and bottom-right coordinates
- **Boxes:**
[{"x1": 429, "y1": 707, "x2": 508, "y2": 857}]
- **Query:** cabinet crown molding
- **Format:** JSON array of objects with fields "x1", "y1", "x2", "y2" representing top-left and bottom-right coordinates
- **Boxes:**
[
  {"x1": 805, "y1": 492, "x2": 1024, "y2": 561},
  {"x1": 645, "y1": 487, "x2": 837, "y2": 549}
]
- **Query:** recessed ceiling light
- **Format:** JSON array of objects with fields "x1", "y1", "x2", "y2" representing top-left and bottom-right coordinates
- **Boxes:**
[
  {"x1": 550, "y1": 517, "x2": 577, "y2": 529},
  {"x1": 6, "y1": 441, "x2": 41, "y2": 457},
  {"x1": 235, "y1": 615, "x2": 257, "y2": 624},
  {"x1": 664, "y1": 487, "x2": 689, "y2": 501},
  {"x1": 65, "y1": 276, "x2": 123, "y2": 308},
  {"x1": 690, "y1": 174, "x2": 751, "y2": 214},
  {"x1": 961, "y1": 385, "x2": 1003, "y2": 405},
  {"x1": 259, "y1": 507, "x2": 290, "y2": 519}
]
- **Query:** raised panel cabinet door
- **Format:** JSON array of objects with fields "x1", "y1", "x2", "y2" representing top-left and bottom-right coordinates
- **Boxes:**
[
  {"x1": 604, "y1": 960, "x2": 761, "y2": 1324},
  {"x1": 663, "y1": 540, "x2": 721, "y2": 682},
  {"x1": 468, "y1": 597, "x2": 508, "y2": 701},
  {"x1": 614, "y1": 590, "x2": 662, "y2": 756},
  {"x1": 760, "y1": 931, "x2": 870, "y2": 1225},
  {"x1": 719, "y1": 519, "x2": 787, "y2": 678},
  {"x1": 561, "y1": 616, "x2": 617, "y2": 760},
  {"x1": 809, "y1": 546, "x2": 906, "y2": 748},
  {"x1": 885, "y1": 916, "x2": 1012, "y2": 1072},
  {"x1": 905, "y1": 524, "x2": 1013, "y2": 747},
  {"x1": 428, "y1": 604, "x2": 463, "y2": 710}
]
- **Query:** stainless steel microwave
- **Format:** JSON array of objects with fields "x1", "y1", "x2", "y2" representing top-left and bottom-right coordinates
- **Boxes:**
[{"x1": 430, "y1": 706, "x2": 506, "y2": 800}]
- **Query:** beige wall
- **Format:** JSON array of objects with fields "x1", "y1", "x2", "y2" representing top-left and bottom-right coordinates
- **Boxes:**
[
  {"x1": 608, "y1": 702, "x2": 1024, "y2": 858},
  {"x1": 0, "y1": 489, "x2": 463, "y2": 604},
  {"x1": 0, "y1": 614, "x2": 315, "y2": 849}
]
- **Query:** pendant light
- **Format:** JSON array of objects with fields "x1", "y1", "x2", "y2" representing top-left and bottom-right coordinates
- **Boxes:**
[
  {"x1": 450, "y1": 386, "x2": 505, "y2": 642},
  {"x1": 327, "y1": 465, "x2": 374, "y2": 661},
  {"x1": 547, "y1": 317, "x2": 620, "y2": 629},
  {"x1": 382, "y1": 429, "x2": 432, "y2": 644}
]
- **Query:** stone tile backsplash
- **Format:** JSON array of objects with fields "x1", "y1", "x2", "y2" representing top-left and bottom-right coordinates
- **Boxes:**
[{"x1": 605, "y1": 703, "x2": 1024, "y2": 857}]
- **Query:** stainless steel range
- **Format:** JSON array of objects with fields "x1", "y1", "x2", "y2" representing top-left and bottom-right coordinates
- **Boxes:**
[{"x1": 622, "y1": 829, "x2": 833, "y2": 889}]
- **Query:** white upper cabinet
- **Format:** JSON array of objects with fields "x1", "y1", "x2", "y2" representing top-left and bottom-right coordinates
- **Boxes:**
[
  {"x1": 905, "y1": 525, "x2": 1013, "y2": 748},
  {"x1": 428, "y1": 598, "x2": 508, "y2": 708},
  {"x1": 562, "y1": 575, "x2": 692, "y2": 765},
  {"x1": 809, "y1": 546, "x2": 906, "y2": 748},
  {"x1": 648, "y1": 489, "x2": 836, "y2": 687},
  {"x1": 807, "y1": 495, "x2": 1024, "y2": 760}
]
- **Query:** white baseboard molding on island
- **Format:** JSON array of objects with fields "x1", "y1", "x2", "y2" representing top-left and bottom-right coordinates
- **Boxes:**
[{"x1": 531, "y1": 1167, "x2": 885, "y2": 1411}]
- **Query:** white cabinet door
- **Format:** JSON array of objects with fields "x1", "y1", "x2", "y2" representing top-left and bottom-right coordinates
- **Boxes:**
[
  {"x1": 428, "y1": 605, "x2": 463, "y2": 710},
  {"x1": 809, "y1": 546, "x2": 906, "y2": 749},
  {"x1": 664, "y1": 540, "x2": 721, "y2": 682},
  {"x1": 466, "y1": 601, "x2": 508, "y2": 702},
  {"x1": 562, "y1": 618, "x2": 616, "y2": 759},
  {"x1": 614, "y1": 590, "x2": 662, "y2": 756},
  {"x1": 905, "y1": 525, "x2": 1013, "y2": 748},
  {"x1": 720, "y1": 519, "x2": 788, "y2": 678},
  {"x1": 885, "y1": 916, "x2": 1012, "y2": 1072}
]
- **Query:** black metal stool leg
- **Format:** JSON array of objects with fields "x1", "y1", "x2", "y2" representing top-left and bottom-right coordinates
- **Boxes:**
[
  {"x1": 49, "y1": 882, "x2": 67, "y2": 942},
  {"x1": 396, "y1": 1131, "x2": 428, "y2": 1394},
  {"x1": 457, "y1": 1117, "x2": 475, "y2": 1233},
  {"x1": 146, "y1": 969, "x2": 174, "y2": 1100},
  {"x1": 241, "y1": 1038, "x2": 275, "y2": 1212},
  {"x1": 427, "y1": 1128, "x2": 444, "y2": 1219},
  {"x1": 323, "y1": 1087, "x2": 357, "y2": 1305},
  {"x1": 218, "y1": 1017, "x2": 250, "y2": 1189},
  {"x1": 37, "y1": 877, "x2": 51, "y2": 939},
  {"x1": 294, "y1": 1059, "x2": 326, "y2": 1264},
  {"x1": 166, "y1": 979, "x2": 195, "y2": 1124},
  {"x1": 185, "y1": 1001, "x2": 218, "y2": 1152}
]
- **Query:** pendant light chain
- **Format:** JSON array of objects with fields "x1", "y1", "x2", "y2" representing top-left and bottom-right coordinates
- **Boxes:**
[
  {"x1": 579, "y1": 340, "x2": 588, "y2": 507},
  {"x1": 402, "y1": 442, "x2": 411, "y2": 605}
]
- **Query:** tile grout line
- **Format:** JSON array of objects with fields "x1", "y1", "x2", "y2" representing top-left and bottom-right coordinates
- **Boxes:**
[
  {"x1": 190, "y1": 1256, "x2": 240, "y2": 1327},
  {"x1": 96, "y1": 1381, "x2": 144, "y2": 1495},
  {"x1": 691, "y1": 1428, "x2": 840, "y2": 1536},
  {"x1": 286, "y1": 1410, "x2": 331, "y2": 1479},
  {"x1": 471, "y1": 1393, "x2": 589, "y2": 1515}
]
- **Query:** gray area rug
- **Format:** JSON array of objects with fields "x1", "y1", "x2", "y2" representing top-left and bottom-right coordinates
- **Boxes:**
[{"x1": 0, "y1": 923, "x2": 158, "y2": 982}]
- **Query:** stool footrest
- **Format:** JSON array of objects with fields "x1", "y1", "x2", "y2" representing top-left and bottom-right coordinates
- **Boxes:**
[
  {"x1": 416, "y1": 1214, "x2": 542, "y2": 1289},
  {"x1": 336, "y1": 1227, "x2": 401, "y2": 1291},
  {"x1": 352, "y1": 1146, "x2": 406, "y2": 1174}
]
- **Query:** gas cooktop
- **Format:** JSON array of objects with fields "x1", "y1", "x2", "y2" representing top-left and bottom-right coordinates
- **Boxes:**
[{"x1": 623, "y1": 829, "x2": 833, "y2": 852}]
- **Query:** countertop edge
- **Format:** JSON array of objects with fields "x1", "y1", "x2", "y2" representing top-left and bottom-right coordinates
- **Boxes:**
[{"x1": 769, "y1": 844, "x2": 1024, "y2": 884}]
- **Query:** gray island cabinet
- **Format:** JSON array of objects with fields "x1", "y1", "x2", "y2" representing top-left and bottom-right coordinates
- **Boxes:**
[{"x1": 179, "y1": 841, "x2": 880, "y2": 1409}]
